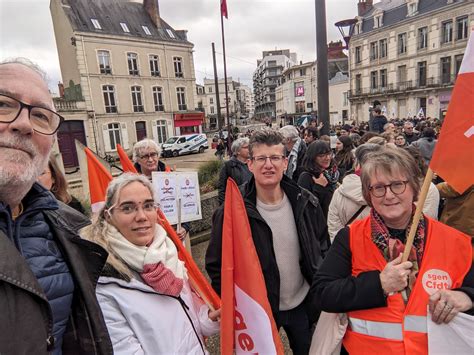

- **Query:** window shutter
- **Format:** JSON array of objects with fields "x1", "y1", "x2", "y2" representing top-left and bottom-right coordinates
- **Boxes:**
[
  {"x1": 102, "y1": 124, "x2": 112, "y2": 152},
  {"x1": 151, "y1": 120, "x2": 159, "y2": 143},
  {"x1": 120, "y1": 123, "x2": 130, "y2": 149}
]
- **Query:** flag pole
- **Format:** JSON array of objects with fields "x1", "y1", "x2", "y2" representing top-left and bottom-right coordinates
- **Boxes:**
[{"x1": 220, "y1": 3, "x2": 231, "y2": 153}]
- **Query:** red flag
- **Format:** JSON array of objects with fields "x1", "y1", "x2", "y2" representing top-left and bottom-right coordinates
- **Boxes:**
[
  {"x1": 430, "y1": 27, "x2": 474, "y2": 194},
  {"x1": 84, "y1": 148, "x2": 112, "y2": 213},
  {"x1": 221, "y1": 0, "x2": 228, "y2": 18},
  {"x1": 117, "y1": 144, "x2": 138, "y2": 173},
  {"x1": 221, "y1": 179, "x2": 284, "y2": 355},
  {"x1": 113, "y1": 144, "x2": 221, "y2": 310}
]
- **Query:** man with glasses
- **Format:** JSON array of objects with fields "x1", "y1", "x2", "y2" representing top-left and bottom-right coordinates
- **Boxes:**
[
  {"x1": 0, "y1": 59, "x2": 112, "y2": 354},
  {"x1": 403, "y1": 121, "x2": 419, "y2": 144},
  {"x1": 206, "y1": 130, "x2": 329, "y2": 354}
]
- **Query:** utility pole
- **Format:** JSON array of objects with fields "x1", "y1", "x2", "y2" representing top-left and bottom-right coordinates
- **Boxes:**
[
  {"x1": 212, "y1": 42, "x2": 223, "y2": 130},
  {"x1": 220, "y1": 10, "x2": 231, "y2": 150},
  {"x1": 315, "y1": 0, "x2": 330, "y2": 135}
]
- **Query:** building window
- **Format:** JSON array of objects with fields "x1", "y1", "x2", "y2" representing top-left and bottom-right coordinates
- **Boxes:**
[
  {"x1": 91, "y1": 18, "x2": 102, "y2": 30},
  {"x1": 441, "y1": 57, "x2": 452, "y2": 84},
  {"x1": 355, "y1": 74, "x2": 362, "y2": 93},
  {"x1": 408, "y1": 2, "x2": 417, "y2": 16},
  {"x1": 152, "y1": 87, "x2": 164, "y2": 111},
  {"x1": 98, "y1": 50, "x2": 112, "y2": 74},
  {"x1": 107, "y1": 123, "x2": 121, "y2": 150},
  {"x1": 355, "y1": 46, "x2": 362, "y2": 64},
  {"x1": 442, "y1": 21, "x2": 453, "y2": 43},
  {"x1": 173, "y1": 57, "x2": 183, "y2": 78},
  {"x1": 127, "y1": 53, "x2": 139, "y2": 75},
  {"x1": 418, "y1": 27, "x2": 428, "y2": 49},
  {"x1": 370, "y1": 42, "x2": 378, "y2": 61},
  {"x1": 149, "y1": 55, "x2": 160, "y2": 77},
  {"x1": 380, "y1": 69, "x2": 387, "y2": 88},
  {"x1": 370, "y1": 71, "x2": 378, "y2": 89},
  {"x1": 210, "y1": 97, "x2": 214, "y2": 104},
  {"x1": 176, "y1": 87, "x2": 186, "y2": 110},
  {"x1": 456, "y1": 16, "x2": 468, "y2": 40},
  {"x1": 398, "y1": 33, "x2": 407, "y2": 54},
  {"x1": 102, "y1": 85, "x2": 117, "y2": 113},
  {"x1": 131, "y1": 86, "x2": 144, "y2": 112},
  {"x1": 120, "y1": 22, "x2": 130, "y2": 33},
  {"x1": 166, "y1": 29, "x2": 176, "y2": 39},
  {"x1": 379, "y1": 39, "x2": 387, "y2": 58},
  {"x1": 210, "y1": 106, "x2": 215, "y2": 114},
  {"x1": 135, "y1": 121, "x2": 147, "y2": 141},
  {"x1": 398, "y1": 65, "x2": 407, "y2": 84},
  {"x1": 300, "y1": 68, "x2": 306, "y2": 76},
  {"x1": 208, "y1": 86, "x2": 213, "y2": 93},
  {"x1": 155, "y1": 120, "x2": 168, "y2": 143},
  {"x1": 417, "y1": 61, "x2": 427, "y2": 87},
  {"x1": 142, "y1": 25, "x2": 151, "y2": 35},
  {"x1": 343, "y1": 92, "x2": 349, "y2": 106},
  {"x1": 455, "y1": 54, "x2": 464, "y2": 75}
]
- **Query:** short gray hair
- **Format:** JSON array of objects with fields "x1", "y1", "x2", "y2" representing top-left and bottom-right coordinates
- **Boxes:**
[
  {"x1": 279, "y1": 125, "x2": 300, "y2": 143},
  {"x1": 132, "y1": 139, "x2": 162, "y2": 162},
  {"x1": 0, "y1": 57, "x2": 48, "y2": 82},
  {"x1": 231, "y1": 137, "x2": 249, "y2": 155},
  {"x1": 354, "y1": 143, "x2": 382, "y2": 167}
]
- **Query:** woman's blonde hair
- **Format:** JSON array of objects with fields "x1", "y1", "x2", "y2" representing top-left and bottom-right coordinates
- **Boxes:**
[
  {"x1": 361, "y1": 147, "x2": 421, "y2": 207},
  {"x1": 83, "y1": 173, "x2": 155, "y2": 279}
]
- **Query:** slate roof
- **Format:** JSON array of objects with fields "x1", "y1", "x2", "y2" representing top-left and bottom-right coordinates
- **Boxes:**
[
  {"x1": 360, "y1": 0, "x2": 464, "y2": 34},
  {"x1": 62, "y1": 0, "x2": 191, "y2": 45}
]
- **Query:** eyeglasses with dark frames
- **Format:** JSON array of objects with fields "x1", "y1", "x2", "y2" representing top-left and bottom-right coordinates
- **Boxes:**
[
  {"x1": 369, "y1": 180, "x2": 409, "y2": 198},
  {"x1": 0, "y1": 94, "x2": 64, "y2": 135},
  {"x1": 251, "y1": 155, "x2": 286, "y2": 165},
  {"x1": 140, "y1": 152, "x2": 159, "y2": 160}
]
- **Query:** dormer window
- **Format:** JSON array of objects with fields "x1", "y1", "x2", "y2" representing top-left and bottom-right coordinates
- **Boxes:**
[
  {"x1": 166, "y1": 29, "x2": 176, "y2": 39},
  {"x1": 142, "y1": 25, "x2": 151, "y2": 35},
  {"x1": 355, "y1": 17, "x2": 363, "y2": 35},
  {"x1": 407, "y1": 0, "x2": 419, "y2": 17},
  {"x1": 373, "y1": 10, "x2": 384, "y2": 29},
  {"x1": 91, "y1": 18, "x2": 102, "y2": 30},
  {"x1": 120, "y1": 22, "x2": 130, "y2": 33}
]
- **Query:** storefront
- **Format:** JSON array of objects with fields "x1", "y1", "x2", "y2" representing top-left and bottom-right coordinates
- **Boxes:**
[
  {"x1": 438, "y1": 91, "x2": 452, "y2": 121},
  {"x1": 173, "y1": 112, "x2": 204, "y2": 135}
]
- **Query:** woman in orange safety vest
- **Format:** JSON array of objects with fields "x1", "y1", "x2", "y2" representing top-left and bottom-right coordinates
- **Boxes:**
[{"x1": 312, "y1": 147, "x2": 474, "y2": 354}]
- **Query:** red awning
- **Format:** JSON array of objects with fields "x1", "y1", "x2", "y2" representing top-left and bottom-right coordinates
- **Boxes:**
[{"x1": 174, "y1": 119, "x2": 202, "y2": 127}]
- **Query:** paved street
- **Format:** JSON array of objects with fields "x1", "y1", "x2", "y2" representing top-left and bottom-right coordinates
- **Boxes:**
[{"x1": 161, "y1": 142, "x2": 217, "y2": 172}]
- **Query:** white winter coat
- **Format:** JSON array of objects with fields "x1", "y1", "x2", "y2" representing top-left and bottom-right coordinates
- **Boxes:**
[
  {"x1": 96, "y1": 275, "x2": 219, "y2": 355},
  {"x1": 327, "y1": 174, "x2": 440, "y2": 241}
]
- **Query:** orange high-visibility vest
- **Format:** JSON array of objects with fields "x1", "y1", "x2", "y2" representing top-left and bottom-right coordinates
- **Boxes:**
[{"x1": 343, "y1": 216, "x2": 472, "y2": 355}]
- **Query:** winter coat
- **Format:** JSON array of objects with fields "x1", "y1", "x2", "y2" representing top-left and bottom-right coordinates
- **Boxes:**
[
  {"x1": 134, "y1": 160, "x2": 167, "y2": 174},
  {"x1": 404, "y1": 132, "x2": 419, "y2": 145},
  {"x1": 327, "y1": 174, "x2": 440, "y2": 241},
  {"x1": 96, "y1": 265, "x2": 219, "y2": 355},
  {"x1": 0, "y1": 185, "x2": 112, "y2": 355},
  {"x1": 217, "y1": 156, "x2": 253, "y2": 204},
  {"x1": 411, "y1": 137, "x2": 437, "y2": 165},
  {"x1": 372, "y1": 115, "x2": 387, "y2": 133},
  {"x1": 438, "y1": 183, "x2": 474, "y2": 236},
  {"x1": 206, "y1": 175, "x2": 329, "y2": 323}
]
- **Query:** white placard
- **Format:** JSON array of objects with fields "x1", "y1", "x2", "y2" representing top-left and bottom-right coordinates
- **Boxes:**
[{"x1": 152, "y1": 171, "x2": 202, "y2": 225}]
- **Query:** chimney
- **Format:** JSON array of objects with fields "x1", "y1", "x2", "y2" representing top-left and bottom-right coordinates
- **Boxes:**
[
  {"x1": 143, "y1": 0, "x2": 161, "y2": 28},
  {"x1": 58, "y1": 82, "x2": 65, "y2": 98},
  {"x1": 357, "y1": 0, "x2": 373, "y2": 16}
]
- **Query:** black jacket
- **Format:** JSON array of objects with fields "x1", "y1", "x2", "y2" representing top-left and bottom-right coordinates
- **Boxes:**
[
  {"x1": 297, "y1": 171, "x2": 335, "y2": 219},
  {"x1": 0, "y1": 194, "x2": 112, "y2": 354},
  {"x1": 206, "y1": 175, "x2": 329, "y2": 321},
  {"x1": 217, "y1": 156, "x2": 253, "y2": 204},
  {"x1": 372, "y1": 115, "x2": 387, "y2": 133}
]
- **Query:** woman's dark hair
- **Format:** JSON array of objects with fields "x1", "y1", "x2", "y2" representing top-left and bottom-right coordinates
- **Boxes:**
[
  {"x1": 302, "y1": 141, "x2": 332, "y2": 174},
  {"x1": 359, "y1": 131, "x2": 380, "y2": 144},
  {"x1": 334, "y1": 135, "x2": 354, "y2": 168},
  {"x1": 48, "y1": 155, "x2": 72, "y2": 204},
  {"x1": 422, "y1": 127, "x2": 436, "y2": 141}
]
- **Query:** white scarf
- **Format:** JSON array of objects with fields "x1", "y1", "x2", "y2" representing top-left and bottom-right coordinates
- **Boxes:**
[{"x1": 105, "y1": 223, "x2": 187, "y2": 280}]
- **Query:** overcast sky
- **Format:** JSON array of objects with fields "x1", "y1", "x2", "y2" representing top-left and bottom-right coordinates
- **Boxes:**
[{"x1": 0, "y1": 0, "x2": 361, "y2": 94}]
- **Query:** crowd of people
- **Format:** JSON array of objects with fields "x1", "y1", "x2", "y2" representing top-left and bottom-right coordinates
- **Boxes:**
[{"x1": 0, "y1": 58, "x2": 473, "y2": 355}]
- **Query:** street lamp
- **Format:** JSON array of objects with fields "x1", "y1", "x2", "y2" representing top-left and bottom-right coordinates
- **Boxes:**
[{"x1": 334, "y1": 18, "x2": 357, "y2": 124}]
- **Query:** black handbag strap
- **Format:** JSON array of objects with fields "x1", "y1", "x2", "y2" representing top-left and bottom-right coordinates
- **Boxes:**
[{"x1": 346, "y1": 205, "x2": 368, "y2": 226}]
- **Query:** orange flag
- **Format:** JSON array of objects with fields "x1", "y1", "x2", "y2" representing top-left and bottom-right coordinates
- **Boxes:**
[
  {"x1": 430, "y1": 27, "x2": 474, "y2": 194},
  {"x1": 116, "y1": 143, "x2": 220, "y2": 310},
  {"x1": 117, "y1": 144, "x2": 138, "y2": 173},
  {"x1": 84, "y1": 148, "x2": 112, "y2": 213},
  {"x1": 221, "y1": 179, "x2": 284, "y2": 355}
]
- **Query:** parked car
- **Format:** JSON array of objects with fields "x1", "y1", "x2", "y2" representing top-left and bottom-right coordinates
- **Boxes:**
[{"x1": 161, "y1": 133, "x2": 209, "y2": 157}]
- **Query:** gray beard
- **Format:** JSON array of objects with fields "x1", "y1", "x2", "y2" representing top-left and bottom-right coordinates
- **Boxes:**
[{"x1": 0, "y1": 138, "x2": 50, "y2": 207}]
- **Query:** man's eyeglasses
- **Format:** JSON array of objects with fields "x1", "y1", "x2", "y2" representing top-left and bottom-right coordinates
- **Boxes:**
[
  {"x1": 111, "y1": 201, "x2": 157, "y2": 215},
  {"x1": 0, "y1": 94, "x2": 64, "y2": 135},
  {"x1": 251, "y1": 155, "x2": 286, "y2": 165},
  {"x1": 369, "y1": 180, "x2": 409, "y2": 198},
  {"x1": 140, "y1": 152, "x2": 159, "y2": 160}
]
